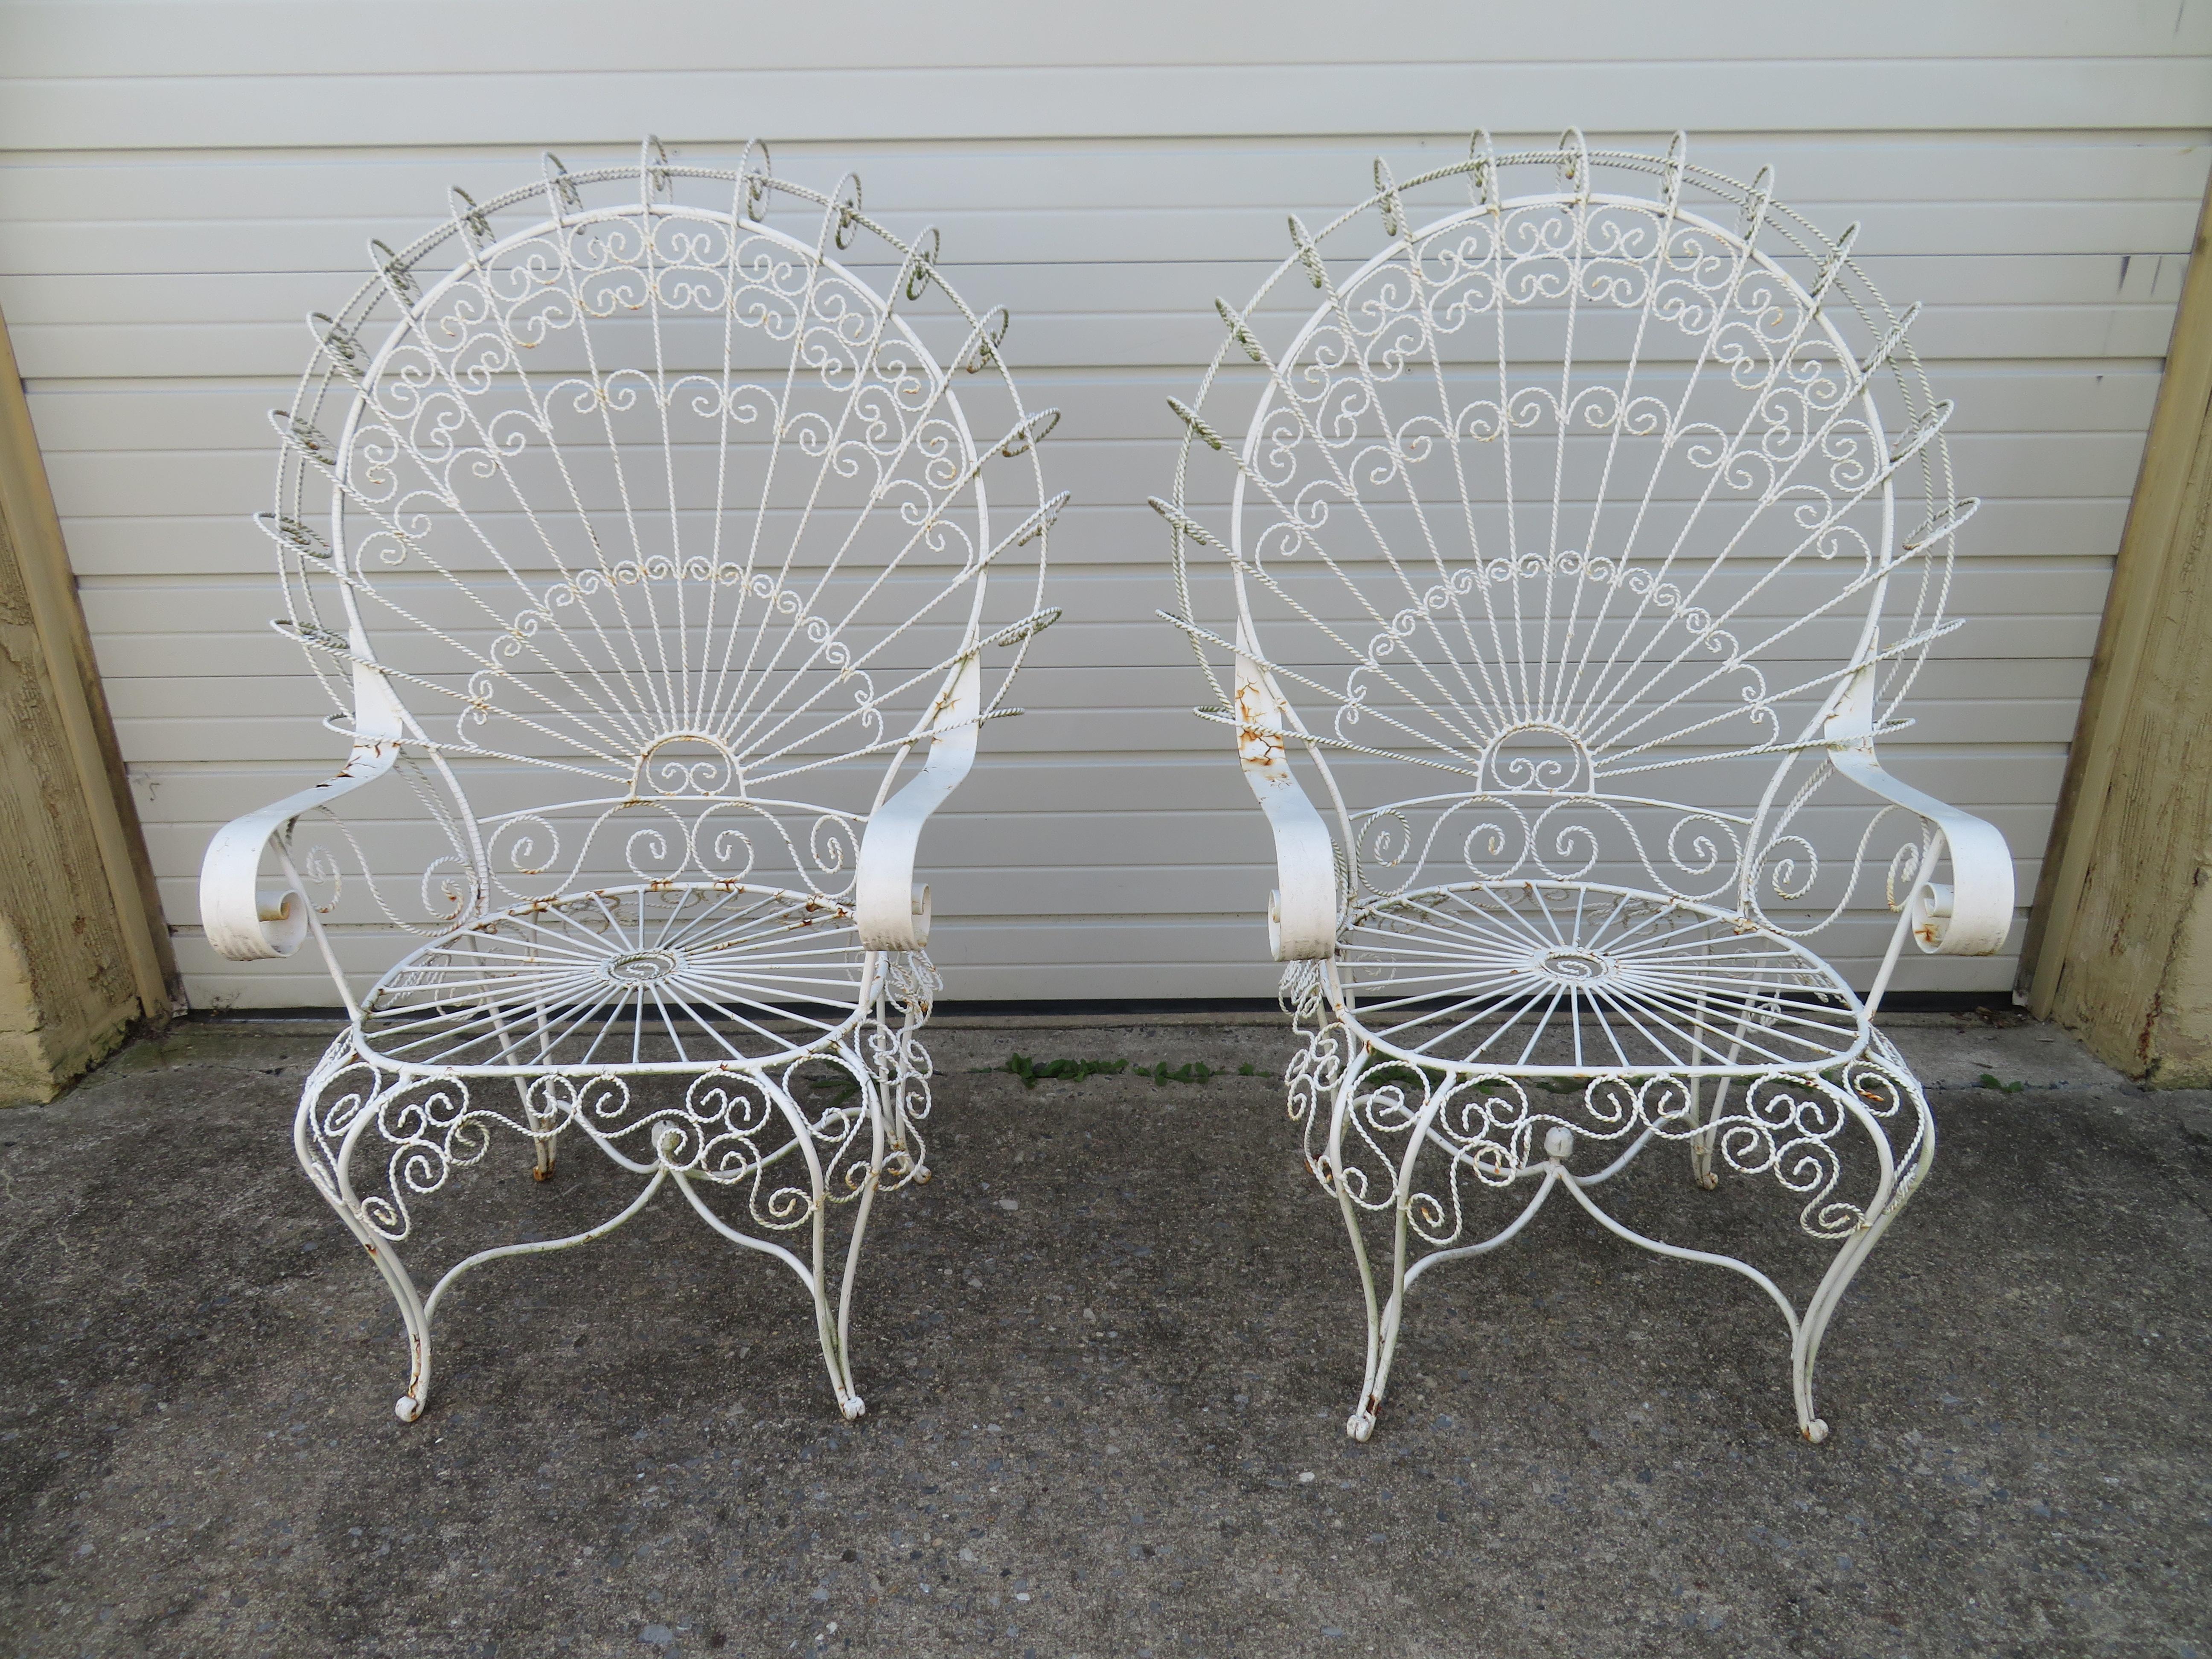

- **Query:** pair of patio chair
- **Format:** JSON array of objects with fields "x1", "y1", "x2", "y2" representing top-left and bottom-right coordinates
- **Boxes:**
[{"x1": 199, "y1": 135, "x2": 2011, "y2": 1442}]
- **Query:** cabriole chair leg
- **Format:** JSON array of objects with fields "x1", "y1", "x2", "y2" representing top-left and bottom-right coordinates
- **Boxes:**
[{"x1": 296, "y1": 1093, "x2": 434, "y2": 1423}]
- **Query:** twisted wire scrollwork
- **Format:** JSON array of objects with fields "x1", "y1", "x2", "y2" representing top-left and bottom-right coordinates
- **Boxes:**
[
  {"x1": 1351, "y1": 792, "x2": 1745, "y2": 904},
  {"x1": 296, "y1": 1018, "x2": 928, "y2": 1245},
  {"x1": 1282, "y1": 975, "x2": 1926, "y2": 1249}
]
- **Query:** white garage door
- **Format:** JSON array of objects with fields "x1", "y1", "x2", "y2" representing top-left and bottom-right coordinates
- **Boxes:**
[{"x1": 1, "y1": 2, "x2": 2206, "y2": 1006}]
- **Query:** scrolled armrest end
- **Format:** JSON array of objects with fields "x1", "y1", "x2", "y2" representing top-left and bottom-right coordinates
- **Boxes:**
[
  {"x1": 857, "y1": 879, "x2": 932, "y2": 953},
  {"x1": 1269, "y1": 883, "x2": 1338, "y2": 962}
]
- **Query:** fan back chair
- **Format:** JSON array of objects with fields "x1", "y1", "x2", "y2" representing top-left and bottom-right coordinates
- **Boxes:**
[
  {"x1": 1155, "y1": 133, "x2": 2011, "y2": 1442},
  {"x1": 201, "y1": 141, "x2": 1061, "y2": 1423}
]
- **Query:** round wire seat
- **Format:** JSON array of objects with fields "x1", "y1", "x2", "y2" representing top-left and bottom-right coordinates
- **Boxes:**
[
  {"x1": 355, "y1": 883, "x2": 868, "y2": 1075},
  {"x1": 1330, "y1": 881, "x2": 1869, "y2": 1077}
]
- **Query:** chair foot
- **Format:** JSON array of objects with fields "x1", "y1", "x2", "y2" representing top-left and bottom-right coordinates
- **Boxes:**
[
  {"x1": 1802, "y1": 1417, "x2": 1829, "y2": 1444},
  {"x1": 1694, "y1": 1170, "x2": 1719, "y2": 1191},
  {"x1": 531, "y1": 1166, "x2": 553, "y2": 1183},
  {"x1": 395, "y1": 1394, "x2": 424, "y2": 1423},
  {"x1": 840, "y1": 1393, "x2": 867, "y2": 1422},
  {"x1": 1346, "y1": 1406, "x2": 1376, "y2": 1443}
]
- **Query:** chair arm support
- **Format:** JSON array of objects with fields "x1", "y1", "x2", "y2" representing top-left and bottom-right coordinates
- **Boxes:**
[
  {"x1": 855, "y1": 657, "x2": 980, "y2": 952},
  {"x1": 199, "y1": 738, "x2": 402, "y2": 961},
  {"x1": 1235, "y1": 637, "x2": 1339, "y2": 960},
  {"x1": 1828, "y1": 746, "x2": 2014, "y2": 955}
]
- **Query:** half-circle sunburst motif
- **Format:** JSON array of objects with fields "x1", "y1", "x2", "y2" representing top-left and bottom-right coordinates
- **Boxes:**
[{"x1": 1161, "y1": 130, "x2": 1973, "y2": 941}]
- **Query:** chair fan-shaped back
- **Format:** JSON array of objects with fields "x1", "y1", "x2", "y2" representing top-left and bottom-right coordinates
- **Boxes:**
[
  {"x1": 266, "y1": 143, "x2": 1057, "y2": 921},
  {"x1": 1162, "y1": 134, "x2": 1973, "y2": 932}
]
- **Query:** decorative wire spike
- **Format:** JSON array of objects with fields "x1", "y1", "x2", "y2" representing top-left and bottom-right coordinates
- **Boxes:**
[
  {"x1": 1660, "y1": 131, "x2": 1689, "y2": 210},
  {"x1": 1742, "y1": 164, "x2": 1775, "y2": 242},
  {"x1": 1372, "y1": 157, "x2": 1404, "y2": 238},
  {"x1": 962, "y1": 308, "x2": 1010, "y2": 374},
  {"x1": 737, "y1": 138, "x2": 773, "y2": 221},
  {"x1": 1466, "y1": 130, "x2": 1499, "y2": 208},
  {"x1": 449, "y1": 186, "x2": 493, "y2": 250},
  {"x1": 1809, "y1": 223, "x2": 1862, "y2": 306},
  {"x1": 996, "y1": 407, "x2": 1059, "y2": 458},
  {"x1": 641, "y1": 135, "x2": 672, "y2": 198},
  {"x1": 367, "y1": 239, "x2": 419, "y2": 307},
  {"x1": 829, "y1": 173, "x2": 864, "y2": 251},
  {"x1": 271, "y1": 616, "x2": 349, "y2": 653},
  {"x1": 1146, "y1": 494, "x2": 1228, "y2": 551},
  {"x1": 1556, "y1": 128, "x2": 1592, "y2": 199},
  {"x1": 308, "y1": 311, "x2": 364, "y2": 382},
  {"x1": 1857, "y1": 300, "x2": 1923, "y2": 378},
  {"x1": 1886, "y1": 400, "x2": 1955, "y2": 472},
  {"x1": 257, "y1": 512, "x2": 332, "y2": 561},
  {"x1": 1903, "y1": 497, "x2": 1980, "y2": 551},
  {"x1": 980, "y1": 606, "x2": 1061, "y2": 649},
  {"x1": 1288, "y1": 215, "x2": 1328, "y2": 289},
  {"x1": 1167, "y1": 396, "x2": 1224, "y2": 452},
  {"x1": 270, "y1": 408, "x2": 337, "y2": 468},
  {"x1": 541, "y1": 151, "x2": 583, "y2": 213},
  {"x1": 1214, "y1": 297, "x2": 1266, "y2": 364},
  {"x1": 1010, "y1": 490, "x2": 1071, "y2": 547},
  {"x1": 901, "y1": 226, "x2": 940, "y2": 301}
]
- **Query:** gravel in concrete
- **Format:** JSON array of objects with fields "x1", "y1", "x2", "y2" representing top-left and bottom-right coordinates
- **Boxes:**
[{"x1": 0, "y1": 1014, "x2": 2204, "y2": 1656}]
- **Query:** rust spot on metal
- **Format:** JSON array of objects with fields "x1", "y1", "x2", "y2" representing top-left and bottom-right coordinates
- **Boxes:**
[{"x1": 1234, "y1": 678, "x2": 1283, "y2": 767}]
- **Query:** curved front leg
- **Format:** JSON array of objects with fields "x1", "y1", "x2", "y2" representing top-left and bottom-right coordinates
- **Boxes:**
[
  {"x1": 294, "y1": 1057, "x2": 432, "y2": 1423},
  {"x1": 1323, "y1": 1054, "x2": 1387, "y2": 1442}
]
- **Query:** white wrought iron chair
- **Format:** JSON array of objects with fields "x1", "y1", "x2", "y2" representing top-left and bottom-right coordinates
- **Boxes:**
[
  {"x1": 1155, "y1": 133, "x2": 2011, "y2": 1443},
  {"x1": 200, "y1": 141, "x2": 1061, "y2": 1423}
]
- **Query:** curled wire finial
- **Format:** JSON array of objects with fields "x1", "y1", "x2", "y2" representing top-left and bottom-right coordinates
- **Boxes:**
[
  {"x1": 996, "y1": 406, "x2": 1059, "y2": 458},
  {"x1": 1466, "y1": 130, "x2": 1499, "y2": 208},
  {"x1": 367, "y1": 239, "x2": 419, "y2": 307},
  {"x1": 448, "y1": 186, "x2": 493, "y2": 251},
  {"x1": 308, "y1": 312, "x2": 363, "y2": 384},
  {"x1": 899, "y1": 226, "x2": 940, "y2": 302},
  {"x1": 961, "y1": 308, "x2": 1010, "y2": 375},
  {"x1": 1288, "y1": 215, "x2": 1328, "y2": 290},
  {"x1": 1903, "y1": 497, "x2": 1979, "y2": 553},
  {"x1": 1214, "y1": 297, "x2": 1266, "y2": 365},
  {"x1": 1556, "y1": 128, "x2": 1591, "y2": 201},
  {"x1": 1167, "y1": 396, "x2": 1225, "y2": 452},
  {"x1": 1373, "y1": 157, "x2": 1405, "y2": 239},
  {"x1": 830, "y1": 173, "x2": 863, "y2": 251},
  {"x1": 641, "y1": 134, "x2": 672, "y2": 199},
  {"x1": 1808, "y1": 221, "x2": 1861, "y2": 309},
  {"x1": 541, "y1": 151, "x2": 583, "y2": 215},
  {"x1": 737, "y1": 138, "x2": 772, "y2": 221},
  {"x1": 271, "y1": 408, "x2": 337, "y2": 469},
  {"x1": 1659, "y1": 131, "x2": 1688, "y2": 212},
  {"x1": 257, "y1": 512, "x2": 332, "y2": 562},
  {"x1": 1741, "y1": 163, "x2": 1774, "y2": 242}
]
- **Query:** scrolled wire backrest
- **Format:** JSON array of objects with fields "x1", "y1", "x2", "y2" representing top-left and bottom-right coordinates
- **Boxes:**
[
  {"x1": 263, "y1": 140, "x2": 1060, "y2": 928},
  {"x1": 1161, "y1": 132, "x2": 1974, "y2": 937}
]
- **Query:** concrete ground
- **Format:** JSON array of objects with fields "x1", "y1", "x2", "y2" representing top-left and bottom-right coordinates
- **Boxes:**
[{"x1": 0, "y1": 1011, "x2": 2204, "y2": 1658}]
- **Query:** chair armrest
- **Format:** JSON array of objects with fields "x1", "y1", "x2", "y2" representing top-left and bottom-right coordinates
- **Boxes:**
[
  {"x1": 199, "y1": 738, "x2": 402, "y2": 961},
  {"x1": 201, "y1": 662, "x2": 409, "y2": 962},
  {"x1": 1827, "y1": 746, "x2": 2014, "y2": 956},
  {"x1": 1235, "y1": 633, "x2": 1339, "y2": 960},
  {"x1": 855, "y1": 656, "x2": 981, "y2": 951}
]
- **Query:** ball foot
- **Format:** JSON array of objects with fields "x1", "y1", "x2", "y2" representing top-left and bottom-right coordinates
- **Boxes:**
[
  {"x1": 532, "y1": 1167, "x2": 553, "y2": 1183},
  {"x1": 840, "y1": 1394, "x2": 867, "y2": 1421},
  {"x1": 1802, "y1": 1417, "x2": 1829, "y2": 1445},
  {"x1": 395, "y1": 1394, "x2": 423, "y2": 1423},
  {"x1": 1345, "y1": 1409, "x2": 1375, "y2": 1443},
  {"x1": 1695, "y1": 1170, "x2": 1719, "y2": 1191}
]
